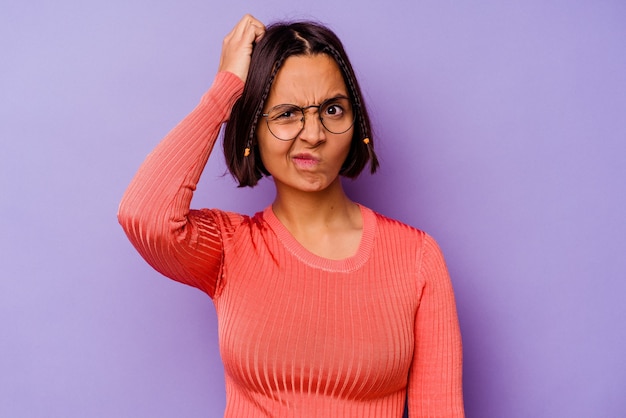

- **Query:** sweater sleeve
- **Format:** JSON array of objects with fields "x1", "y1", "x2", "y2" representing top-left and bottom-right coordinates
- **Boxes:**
[
  {"x1": 408, "y1": 233, "x2": 465, "y2": 417},
  {"x1": 117, "y1": 71, "x2": 244, "y2": 298}
]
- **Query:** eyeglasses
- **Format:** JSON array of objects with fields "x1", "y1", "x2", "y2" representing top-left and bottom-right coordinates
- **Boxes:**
[{"x1": 261, "y1": 96, "x2": 355, "y2": 141}]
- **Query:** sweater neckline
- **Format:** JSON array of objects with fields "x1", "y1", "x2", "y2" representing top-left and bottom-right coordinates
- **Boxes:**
[{"x1": 263, "y1": 204, "x2": 376, "y2": 272}]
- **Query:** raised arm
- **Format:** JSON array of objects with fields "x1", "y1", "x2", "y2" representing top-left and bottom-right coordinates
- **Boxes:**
[
  {"x1": 408, "y1": 234, "x2": 465, "y2": 416},
  {"x1": 117, "y1": 15, "x2": 265, "y2": 296}
]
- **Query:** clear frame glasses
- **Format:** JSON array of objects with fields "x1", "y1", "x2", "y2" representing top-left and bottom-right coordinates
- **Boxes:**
[{"x1": 261, "y1": 96, "x2": 355, "y2": 141}]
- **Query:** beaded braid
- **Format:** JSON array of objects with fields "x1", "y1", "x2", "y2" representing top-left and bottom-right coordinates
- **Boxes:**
[
  {"x1": 323, "y1": 46, "x2": 379, "y2": 174},
  {"x1": 244, "y1": 54, "x2": 290, "y2": 157}
]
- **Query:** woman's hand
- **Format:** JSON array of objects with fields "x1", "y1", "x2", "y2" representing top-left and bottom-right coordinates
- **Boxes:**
[{"x1": 218, "y1": 14, "x2": 266, "y2": 83}]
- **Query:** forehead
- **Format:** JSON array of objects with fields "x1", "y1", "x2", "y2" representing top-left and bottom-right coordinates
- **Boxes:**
[{"x1": 266, "y1": 54, "x2": 348, "y2": 106}]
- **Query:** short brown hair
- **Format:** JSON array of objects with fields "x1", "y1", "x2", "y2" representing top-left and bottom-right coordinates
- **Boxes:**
[{"x1": 223, "y1": 21, "x2": 379, "y2": 187}]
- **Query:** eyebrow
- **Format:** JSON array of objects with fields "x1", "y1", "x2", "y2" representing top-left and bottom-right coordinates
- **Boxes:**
[{"x1": 267, "y1": 95, "x2": 350, "y2": 109}]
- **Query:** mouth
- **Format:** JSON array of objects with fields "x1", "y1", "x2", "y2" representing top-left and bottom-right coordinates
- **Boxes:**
[{"x1": 291, "y1": 153, "x2": 320, "y2": 168}]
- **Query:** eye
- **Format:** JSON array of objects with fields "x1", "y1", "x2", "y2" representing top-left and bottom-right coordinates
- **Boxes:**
[
  {"x1": 269, "y1": 105, "x2": 301, "y2": 123},
  {"x1": 325, "y1": 104, "x2": 344, "y2": 116},
  {"x1": 321, "y1": 98, "x2": 351, "y2": 119},
  {"x1": 276, "y1": 110, "x2": 295, "y2": 119}
]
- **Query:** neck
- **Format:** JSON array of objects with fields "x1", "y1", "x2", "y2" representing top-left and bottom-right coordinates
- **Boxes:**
[{"x1": 271, "y1": 178, "x2": 357, "y2": 230}]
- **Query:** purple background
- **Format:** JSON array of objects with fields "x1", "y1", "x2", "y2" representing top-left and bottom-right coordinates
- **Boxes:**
[{"x1": 2, "y1": 1, "x2": 625, "y2": 417}]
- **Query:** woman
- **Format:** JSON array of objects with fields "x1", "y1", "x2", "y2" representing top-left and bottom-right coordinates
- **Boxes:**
[{"x1": 118, "y1": 14, "x2": 464, "y2": 417}]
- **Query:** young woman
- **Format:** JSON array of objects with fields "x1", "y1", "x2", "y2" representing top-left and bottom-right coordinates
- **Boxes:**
[{"x1": 118, "y1": 14, "x2": 464, "y2": 417}]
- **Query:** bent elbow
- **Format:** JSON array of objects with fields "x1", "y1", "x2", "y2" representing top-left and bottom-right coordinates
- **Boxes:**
[{"x1": 116, "y1": 192, "x2": 155, "y2": 243}]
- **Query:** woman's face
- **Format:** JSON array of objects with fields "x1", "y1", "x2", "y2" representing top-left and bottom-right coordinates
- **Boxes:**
[{"x1": 256, "y1": 54, "x2": 353, "y2": 194}]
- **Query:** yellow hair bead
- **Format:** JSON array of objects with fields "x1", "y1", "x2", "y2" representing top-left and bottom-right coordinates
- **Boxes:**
[
  {"x1": 244, "y1": 147, "x2": 251, "y2": 157},
  {"x1": 363, "y1": 137, "x2": 370, "y2": 145}
]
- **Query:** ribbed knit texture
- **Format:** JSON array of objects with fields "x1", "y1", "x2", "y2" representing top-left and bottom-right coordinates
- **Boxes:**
[{"x1": 118, "y1": 71, "x2": 464, "y2": 417}]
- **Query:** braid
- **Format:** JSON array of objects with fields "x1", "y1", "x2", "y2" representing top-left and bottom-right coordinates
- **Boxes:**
[
  {"x1": 324, "y1": 47, "x2": 362, "y2": 108},
  {"x1": 237, "y1": 54, "x2": 289, "y2": 187},
  {"x1": 247, "y1": 54, "x2": 289, "y2": 149},
  {"x1": 324, "y1": 46, "x2": 379, "y2": 174}
]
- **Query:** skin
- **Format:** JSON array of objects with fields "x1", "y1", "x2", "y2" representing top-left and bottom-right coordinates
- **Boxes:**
[{"x1": 219, "y1": 15, "x2": 362, "y2": 260}]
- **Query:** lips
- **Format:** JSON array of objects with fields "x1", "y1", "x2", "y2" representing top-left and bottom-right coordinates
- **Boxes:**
[{"x1": 292, "y1": 153, "x2": 320, "y2": 168}]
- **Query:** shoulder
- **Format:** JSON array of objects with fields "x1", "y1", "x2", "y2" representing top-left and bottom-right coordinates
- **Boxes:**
[
  {"x1": 364, "y1": 205, "x2": 444, "y2": 260},
  {"x1": 365, "y1": 206, "x2": 426, "y2": 240}
]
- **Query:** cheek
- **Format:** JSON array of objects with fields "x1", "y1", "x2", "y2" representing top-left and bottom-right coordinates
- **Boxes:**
[
  {"x1": 336, "y1": 134, "x2": 354, "y2": 164},
  {"x1": 257, "y1": 130, "x2": 292, "y2": 169}
]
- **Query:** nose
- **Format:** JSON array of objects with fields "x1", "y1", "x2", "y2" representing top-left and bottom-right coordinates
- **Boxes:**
[{"x1": 297, "y1": 107, "x2": 326, "y2": 145}]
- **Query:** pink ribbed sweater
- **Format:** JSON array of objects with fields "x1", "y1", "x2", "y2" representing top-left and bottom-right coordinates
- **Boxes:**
[{"x1": 118, "y1": 72, "x2": 464, "y2": 417}]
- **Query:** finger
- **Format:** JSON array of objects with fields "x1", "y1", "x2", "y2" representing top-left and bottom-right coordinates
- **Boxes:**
[
  {"x1": 225, "y1": 16, "x2": 263, "y2": 47},
  {"x1": 250, "y1": 22, "x2": 265, "y2": 43},
  {"x1": 223, "y1": 15, "x2": 251, "y2": 42},
  {"x1": 240, "y1": 15, "x2": 265, "y2": 43},
  {"x1": 244, "y1": 14, "x2": 264, "y2": 29},
  {"x1": 234, "y1": 14, "x2": 263, "y2": 37}
]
